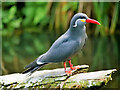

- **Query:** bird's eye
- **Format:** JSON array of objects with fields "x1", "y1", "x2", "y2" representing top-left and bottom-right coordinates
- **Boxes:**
[{"x1": 80, "y1": 16, "x2": 86, "y2": 19}]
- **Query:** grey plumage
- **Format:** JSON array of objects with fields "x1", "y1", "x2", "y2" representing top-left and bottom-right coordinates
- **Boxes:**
[
  {"x1": 22, "y1": 13, "x2": 88, "y2": 74},
  {"x1": 39, "y1": 27, "x2": 87, "y2": 63}
]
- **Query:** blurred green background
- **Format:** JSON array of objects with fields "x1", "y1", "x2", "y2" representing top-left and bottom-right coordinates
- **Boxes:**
[{"x1": 1, "y1": 2, "x2": 120, "y2": 88}]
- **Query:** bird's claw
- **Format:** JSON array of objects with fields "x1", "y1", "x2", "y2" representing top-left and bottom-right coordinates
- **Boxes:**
[
  {"x1": 65, "y1": 70, "x2": 72, "y2": 76},
  {"x1": 70, "y1": 65, "x2": 80, "y2": 70}
]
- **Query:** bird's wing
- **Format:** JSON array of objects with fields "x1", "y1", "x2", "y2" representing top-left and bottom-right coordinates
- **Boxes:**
[{"x1": 38, "y1": 35, "x2": 81, "y2": 63}]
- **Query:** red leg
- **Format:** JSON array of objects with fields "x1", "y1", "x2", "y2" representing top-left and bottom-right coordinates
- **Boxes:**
[
  {"x1": 68, "y1": 60, "x2": 79, "y2": 70},
  {"x1": 64, "y1": 62, "x2": 72, "y2": 76},
  {"x1": 64, "y1": 62, "x2": 66, "y2": 70}
]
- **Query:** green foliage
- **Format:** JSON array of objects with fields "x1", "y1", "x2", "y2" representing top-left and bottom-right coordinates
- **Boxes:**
[
  {"x1": 110, "y1": 3, "x2": 119, "y2": 34},
  {"x1": 93, "y1": 2, "x2": 119, "y2": 36},
  {"x1": 91, "y1": 36, "x2": 118, "y2": 71},
  {"x1": 22, "y1": 2, "x2": 48, "y2": 26},
  {"x1": 63, "y1": 2, "x2": 78, "y2": 11},
  {"x1": 2, "y1": 5, "x2": 22, "y2": 37}
]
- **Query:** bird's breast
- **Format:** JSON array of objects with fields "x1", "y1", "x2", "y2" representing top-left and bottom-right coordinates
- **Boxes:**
[{"x1": 73, "y1": 35, "x2": 86, "y2": 54}]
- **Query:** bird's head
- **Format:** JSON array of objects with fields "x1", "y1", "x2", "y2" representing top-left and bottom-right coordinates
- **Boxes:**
[{"x1": 70, "y1": 13, "x2": 101, "y2": 28}]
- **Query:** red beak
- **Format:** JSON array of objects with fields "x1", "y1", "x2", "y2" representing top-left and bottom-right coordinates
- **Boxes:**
[{"x1": 86, "y1": 18, "x2": 101, "y2": 25}]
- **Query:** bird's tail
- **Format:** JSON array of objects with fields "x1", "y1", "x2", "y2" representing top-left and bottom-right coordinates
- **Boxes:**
[{"x1": 22, "y1": 60, "x2": 47, "y2": 74}]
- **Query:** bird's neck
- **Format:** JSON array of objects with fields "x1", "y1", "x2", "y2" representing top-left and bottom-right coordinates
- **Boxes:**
[{"x1": 68, "y1": 25, "x2": 86, "y2": 37}]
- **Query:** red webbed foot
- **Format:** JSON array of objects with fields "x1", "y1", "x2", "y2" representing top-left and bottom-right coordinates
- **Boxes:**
[
  {"x1": 70, "y1": 65, "x2": 80, "y2": 70},
  {"x1": 69, "y1": 60, "x2": 80, "y2": 70},
  {"x1": 65, "y1": 70, "x2": 72, "y2": 76}
]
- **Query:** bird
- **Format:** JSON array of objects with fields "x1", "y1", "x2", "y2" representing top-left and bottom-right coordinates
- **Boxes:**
[{"x1": 22, "y1": 13, "x2": 100, "y2": 76}]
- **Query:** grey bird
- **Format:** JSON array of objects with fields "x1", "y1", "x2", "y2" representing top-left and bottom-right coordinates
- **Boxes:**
[{"x1": 22, "y1": 13, "x2": 100, "y2": 75}]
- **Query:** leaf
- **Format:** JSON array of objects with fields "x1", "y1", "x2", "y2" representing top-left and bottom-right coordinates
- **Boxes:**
[
  {"x1": 62, "y1": 2, "x2": 78, "y2": 11},
  {"x1": 62, "y1": 3, "x2": 70, "y2": 11},
  {"x1": 10, "y1": 18, "x2": 22, "y2": 28},
  {"x1": 8, "y1": 6, "x2": 16, "y2": 21},
  {"x1": 33, "y1": 7, "x2": 47, "y2": 25},
  {"x1": 3, "y1": 10, "x2": 10, "y2": 23},
  {"x1": 22, "y1": 6, "x2": 35, "y2": 26},
  {"x1": 110, "y1": 2, "x2": 119, "y2": 34},
  {"x1": 71, "y1": 2, "x2": 78, "y2": 11}
]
